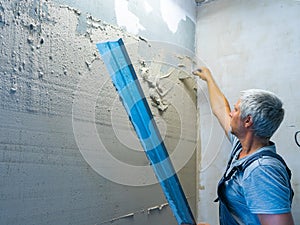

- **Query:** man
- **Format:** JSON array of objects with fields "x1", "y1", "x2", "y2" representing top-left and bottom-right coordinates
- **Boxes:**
[{"x1": 193, "y1": 67, "x2": 294, "y2": 225}]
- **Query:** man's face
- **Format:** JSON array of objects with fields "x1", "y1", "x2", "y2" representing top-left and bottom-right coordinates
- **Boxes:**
[{"x1": 229, "y1": 99, "x2": 244, "y2": 136}]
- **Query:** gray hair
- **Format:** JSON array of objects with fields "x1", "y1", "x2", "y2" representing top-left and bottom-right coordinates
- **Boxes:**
[{"x1": 239, "y1": 89, "x2": 284, "y2": 138}]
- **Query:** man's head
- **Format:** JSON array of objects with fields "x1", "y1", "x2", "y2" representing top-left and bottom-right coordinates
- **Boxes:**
[{"x1": 238, "y1": 89, "x2": 284, "y2": 139}]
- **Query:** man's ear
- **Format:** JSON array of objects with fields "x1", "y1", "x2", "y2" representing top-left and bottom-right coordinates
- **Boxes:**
[{"x1": 244, "y1": 115, "x2": 253, "y2": 128}]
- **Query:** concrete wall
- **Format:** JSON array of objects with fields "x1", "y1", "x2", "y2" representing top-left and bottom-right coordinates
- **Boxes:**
[
  {"x1": 0, "y1": 0, "x2": 198, "y2": 225},
  {"x1": 196, "y1": 0, "x2": 300, "y2": 224},
  {"x1": 53, "y1": 0, "x2": 197, "y2": 51}
]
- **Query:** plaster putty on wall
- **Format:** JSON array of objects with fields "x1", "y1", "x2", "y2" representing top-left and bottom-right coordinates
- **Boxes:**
[{"x1": 0, "y1": 1, "x2": 197, "y2": 225}]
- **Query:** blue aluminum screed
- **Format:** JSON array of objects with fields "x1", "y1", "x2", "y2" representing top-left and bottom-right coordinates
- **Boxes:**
[{"x1": 96, "y1": 38, "x2": 195, "y2": 225}]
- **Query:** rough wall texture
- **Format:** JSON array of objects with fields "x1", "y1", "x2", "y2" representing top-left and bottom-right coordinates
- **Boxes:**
[
  {"x1": 196, "y1": 0, "x2": 300, "y2": 224},
  {"x1": 0, "y1": 0, "x2": 197, "y2": 225},
  {"x1": 53, "y1": 0, "x2": 197, "y2": 51}
]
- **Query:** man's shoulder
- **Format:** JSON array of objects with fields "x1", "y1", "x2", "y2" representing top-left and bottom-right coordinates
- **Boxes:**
[{"x1": 242, "y1": 153, "x2": 288, "y2": 180}]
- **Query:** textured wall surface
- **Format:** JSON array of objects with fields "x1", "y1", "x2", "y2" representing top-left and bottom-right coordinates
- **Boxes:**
[
  {"x1": 53, "y1": 0, "x2": 197, "y2": 51},
  {"x1": 196, "y1": 0, "x2": 300, "y2": 224},
  {"x1": 0, "y1": 0, "x2": 198, "y2": 224}
]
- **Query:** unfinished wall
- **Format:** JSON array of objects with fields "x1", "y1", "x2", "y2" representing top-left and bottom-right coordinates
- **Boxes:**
[
  {"x1": 0, "y1": 0, "x2": 198, "y2": 225},
  {"x1": 53, "y1": 0, "x2": 197, "y2": 51},
  {"x1": 195, "y1": 0, "x2": 300, "y2": 224}
]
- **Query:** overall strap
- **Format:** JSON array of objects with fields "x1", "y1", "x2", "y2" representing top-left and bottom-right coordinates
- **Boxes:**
[
  {"x1": 224, "y1": 141, "x2": 242, "y2": 175},
  {"x1": 215, "y1": 149, "x2": 294, "y2": 202},
  {"x1": 238, "y1": 150, "x2": 294, "y2": 201},
  {"x1": 214, "y1": 141, "x2": 241, "y2": 202},
  {"x1": 216, "y1": 146, "x2": 294, "y2": 225},
  {"x1": 238, "y1": 150, "x2": 292, "y2": 179}
]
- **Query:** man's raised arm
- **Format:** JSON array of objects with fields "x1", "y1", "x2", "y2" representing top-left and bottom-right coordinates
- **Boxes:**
[{"x1": 193, "y1": 67, "x2": 231, "y2": 137}]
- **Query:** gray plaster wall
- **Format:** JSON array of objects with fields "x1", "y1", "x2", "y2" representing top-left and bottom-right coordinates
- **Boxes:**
[
  {"x1": 53, "y1": 0, "x2": 197, "y2": 51},
  {"x1": 0, "y1": 0, "x2": 198, "y2": 225},
  {"x1": 196, "y1": 0, "x2": 300, "y2": 224}
]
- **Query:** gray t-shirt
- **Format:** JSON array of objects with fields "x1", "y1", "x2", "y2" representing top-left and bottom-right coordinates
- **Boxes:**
[{"x1": 219, "y1": 133, "x2": 293, "y2": 225}]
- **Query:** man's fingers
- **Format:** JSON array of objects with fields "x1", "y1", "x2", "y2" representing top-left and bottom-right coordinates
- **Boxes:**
[{"x1": 193, "y1": 68, "x2": 202, "y2": 75}]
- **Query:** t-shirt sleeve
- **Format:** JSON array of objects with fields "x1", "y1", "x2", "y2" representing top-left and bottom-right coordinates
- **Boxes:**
[{"x1": 242, "y1": 160, "x2": 292, "y2": 214}]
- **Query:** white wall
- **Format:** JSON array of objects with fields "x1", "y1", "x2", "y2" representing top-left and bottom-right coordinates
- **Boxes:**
[{"x1": 196, "y1": 0, "x2": 300, "y2": 224}]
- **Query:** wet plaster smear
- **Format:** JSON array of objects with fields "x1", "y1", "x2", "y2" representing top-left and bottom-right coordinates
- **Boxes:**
[{"x1": 0, "y1": 1, "x2": 198, "y2": 225}]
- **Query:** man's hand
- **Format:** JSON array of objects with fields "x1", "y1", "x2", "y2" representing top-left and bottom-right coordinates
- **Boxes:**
[
  {"x1": 192, "y1": 66, "x2": 231, "y2": 136},
  {"x1": 192, "y1": 67, "x2": 212, "y2": 81}
]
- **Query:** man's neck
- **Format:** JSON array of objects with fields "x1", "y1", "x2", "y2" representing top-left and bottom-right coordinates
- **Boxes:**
[{"x1": 238, "y1": 132, "x2": 270, "y2": 159}]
